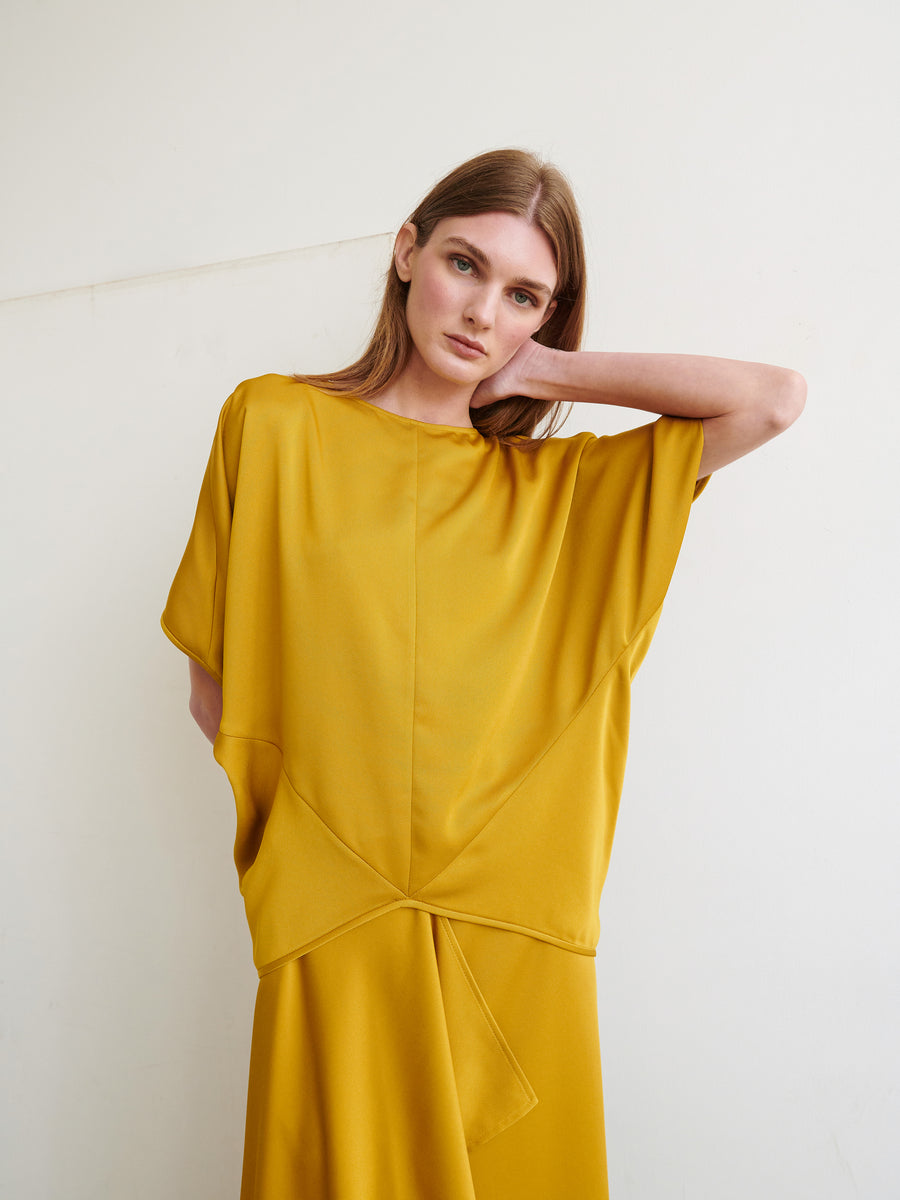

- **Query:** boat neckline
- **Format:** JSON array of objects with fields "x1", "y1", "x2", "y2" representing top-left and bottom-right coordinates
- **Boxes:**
[{"x1": 348, "y1": 394, "x2": 486, "y2": 438}]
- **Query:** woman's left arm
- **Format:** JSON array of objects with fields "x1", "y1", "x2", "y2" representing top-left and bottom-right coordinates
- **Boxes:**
[
  {"x1": 474, "y1": 344, "x2": 806, "y2": 477},
  {"x1": 188, "y1": 659, "x2": 223, "y2": 745}
]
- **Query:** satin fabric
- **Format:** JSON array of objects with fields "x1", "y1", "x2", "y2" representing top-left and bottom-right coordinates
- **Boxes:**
[
  {"x1": 241, "y1": 909, "x2": 607, "y2": 1199},
  {"x1": 162, "y1": 376, "x2": 706, "y2": 1198}
]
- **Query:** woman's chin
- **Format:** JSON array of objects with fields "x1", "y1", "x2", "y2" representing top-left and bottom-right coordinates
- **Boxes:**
[{"x1": 423, "y1": 358, "x2": 487, "y2": 392}]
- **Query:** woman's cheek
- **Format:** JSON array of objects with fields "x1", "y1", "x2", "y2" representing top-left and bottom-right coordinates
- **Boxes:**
[{"x1": 418, "y1": 268, "x2": 454, "y2": 313}]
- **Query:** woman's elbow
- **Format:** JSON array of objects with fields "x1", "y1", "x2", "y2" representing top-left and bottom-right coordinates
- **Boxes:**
[
  {"x1": 189, "y1": 689, "x2": 222, "y2": 745},
  {"x1": 770, "y1": 368, "x2": 807, "y2": 433},
  {"x1": 187, "y1": 659, "x2": 223, "y2": 744}
]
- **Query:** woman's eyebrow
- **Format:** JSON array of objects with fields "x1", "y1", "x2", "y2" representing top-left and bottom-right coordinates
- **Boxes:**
[{"x1": 443, "y1": 236, "x2": 554, "y2": 299}]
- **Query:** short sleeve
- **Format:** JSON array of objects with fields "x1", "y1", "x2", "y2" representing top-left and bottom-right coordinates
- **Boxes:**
[
  {"x1": 556, "y1": 414, "x2": 707, "y2": 676},
  {"x1": 160, "y1": 395, "x2": 241, "y2": 684}
]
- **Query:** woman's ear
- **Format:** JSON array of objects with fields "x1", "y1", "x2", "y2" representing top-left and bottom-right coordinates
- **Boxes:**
[{"x1": 393, "y1": 222, "x2": 418, "y2": 282}]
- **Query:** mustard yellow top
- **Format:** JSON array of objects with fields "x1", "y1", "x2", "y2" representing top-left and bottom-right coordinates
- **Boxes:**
[{"x1": 162, "y1": 374, "x2": 705, "y2": 980}]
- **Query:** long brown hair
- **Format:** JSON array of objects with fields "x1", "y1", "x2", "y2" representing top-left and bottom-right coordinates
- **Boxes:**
[{"x1": 295, "y1": 149, "x2": 587, "y2": 442}]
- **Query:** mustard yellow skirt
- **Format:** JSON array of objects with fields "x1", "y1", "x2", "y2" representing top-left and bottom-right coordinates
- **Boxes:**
[{"x1": 240, "y1": 907, "x2": 608, "y2": 1198}]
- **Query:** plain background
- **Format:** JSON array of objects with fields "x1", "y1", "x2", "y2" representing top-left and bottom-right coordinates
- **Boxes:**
[{"x1": 2, "y1": 1, "x2": 898, "y2": 1197}]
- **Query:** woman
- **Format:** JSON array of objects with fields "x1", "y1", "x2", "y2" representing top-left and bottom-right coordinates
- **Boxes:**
[{"x1": 162, "y1": 149, "x2": 805, "y2": 1199}]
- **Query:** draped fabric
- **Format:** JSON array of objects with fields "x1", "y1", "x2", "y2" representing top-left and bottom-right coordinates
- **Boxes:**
[{"x1": 162, "y1": 376, "x2": 706, "y2": 1198}]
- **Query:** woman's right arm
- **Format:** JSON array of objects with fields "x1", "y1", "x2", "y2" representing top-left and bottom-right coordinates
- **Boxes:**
[
  {"x1": 471, "y1": 342, "x2": 805, "y2": 478},
  {"x1": 188, "y1": 659, "x2": 223, "y2": 745}
]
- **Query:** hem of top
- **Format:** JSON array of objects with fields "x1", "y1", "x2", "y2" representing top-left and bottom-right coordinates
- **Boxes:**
[
  {"x1": 254, "y1": 898, "x2": 597, "y2": 977},
  {"x1": 159, "y1": 613, "x2": 222, "y2": 686}
]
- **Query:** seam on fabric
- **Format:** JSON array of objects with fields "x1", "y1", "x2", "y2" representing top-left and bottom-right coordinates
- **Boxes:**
[
  {"x1": 215, "y1": 727, "x2": 286, "y2": 753},
  {"x1": 215, "y1": 731, "x2": 408, "y2": 893},
  {"x1": 277, "y1": 763, "x2": 409, "y2": 892},
  {"x1": 405, "y1": 901, "x2": 595, "y2": 954},
  {"x1": 408, "y1": 605, "x2": 665, "y2": 897},
  {"x1": 406, "y1": 428, "x2": 420, "y2": 895},
  {"x1": 255, "y1": 898, "x2": 415, "y2": 976},
  {"x1": 255, "y1": 899, "x2": 597, "y2": 977}
]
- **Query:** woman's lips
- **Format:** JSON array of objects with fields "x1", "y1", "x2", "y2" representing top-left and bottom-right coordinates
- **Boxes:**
[{"x1": 445, "y1": 334, "x2": 486, "y2": 358}]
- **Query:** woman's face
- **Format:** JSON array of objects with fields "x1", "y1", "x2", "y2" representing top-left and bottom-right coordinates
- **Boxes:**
[{"x1": 393, "y1": 211, "x2": 558, "y2": 392}]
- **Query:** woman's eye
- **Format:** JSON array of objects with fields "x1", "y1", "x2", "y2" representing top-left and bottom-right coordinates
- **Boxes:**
[
  {"x1": 451, "y1": 256, "x2": 473, "y2": 274},
  {"x1": 513, "y1": 291, "x2": 536, "y2": 307}
]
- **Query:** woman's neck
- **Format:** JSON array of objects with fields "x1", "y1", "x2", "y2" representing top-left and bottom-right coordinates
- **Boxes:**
[{"x1": 368, "y1": 359, "x2": 476, "y2": 428}]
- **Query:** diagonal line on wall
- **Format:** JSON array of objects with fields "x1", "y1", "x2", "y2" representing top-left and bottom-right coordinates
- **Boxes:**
[{"x1": 0, "y1": 231, "x2": 393, "y2": 309}]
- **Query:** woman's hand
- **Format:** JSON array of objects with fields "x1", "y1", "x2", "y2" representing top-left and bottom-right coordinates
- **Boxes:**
[{"x1": 469, "y1": 338, "x2": 546, "y2": 409}]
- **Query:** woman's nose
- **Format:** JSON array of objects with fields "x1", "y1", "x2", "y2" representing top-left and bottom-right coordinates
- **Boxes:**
[{"x1": 464, "y1": 288, "x2": 497, "y2": 329}]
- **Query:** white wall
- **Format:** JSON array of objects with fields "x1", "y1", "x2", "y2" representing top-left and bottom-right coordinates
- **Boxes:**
[{"x1": 2, "y1": 2, "x2": 898, "y2": 1197}]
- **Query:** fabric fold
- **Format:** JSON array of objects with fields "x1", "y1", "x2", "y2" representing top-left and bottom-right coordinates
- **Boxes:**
[{"x1": 433, "y1": 916, "x2": 538, "y2": 1147}]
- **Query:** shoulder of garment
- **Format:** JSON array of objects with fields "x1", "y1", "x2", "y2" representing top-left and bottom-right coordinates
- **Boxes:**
[{"x1": 215, "y1": 375, "x2": 700, "y2": 501}]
